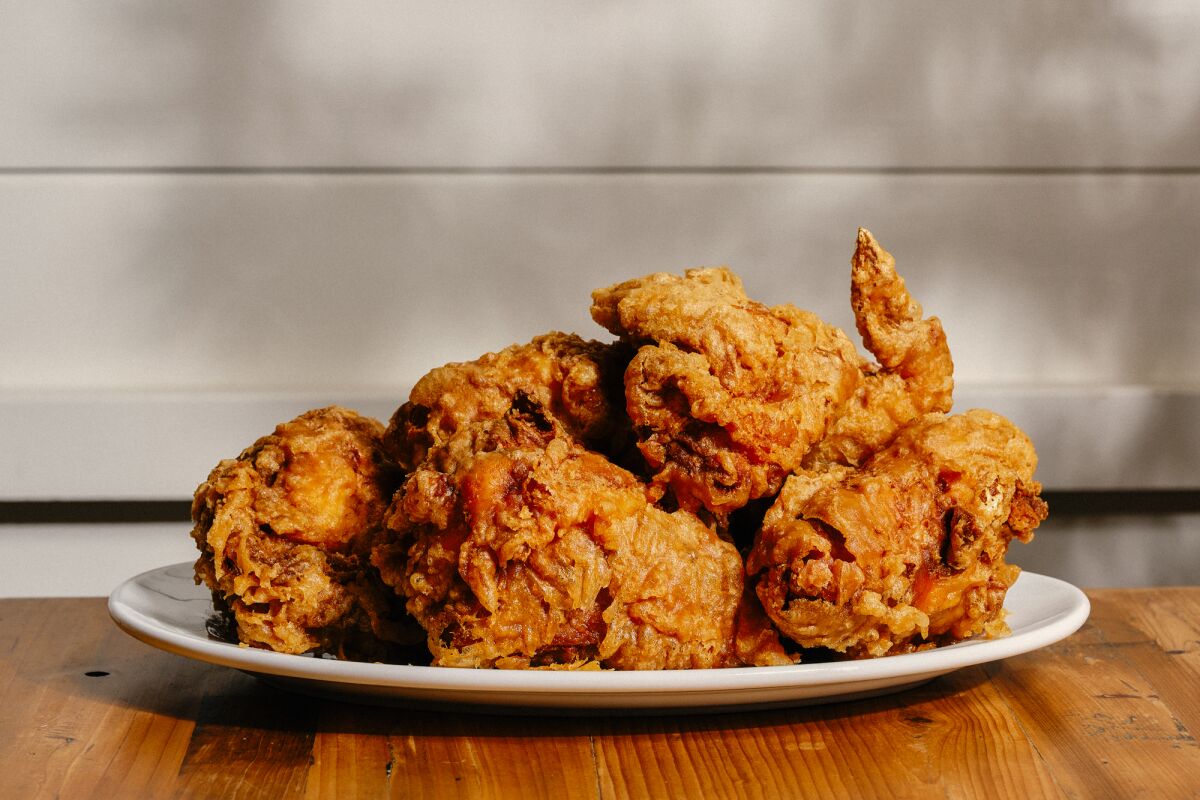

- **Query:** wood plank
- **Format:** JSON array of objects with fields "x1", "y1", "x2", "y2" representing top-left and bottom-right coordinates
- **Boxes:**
[
  {"x1": 381, "y1": 713, "x2": 599, "y2": 800},
  {"x1": 174, "y1": 683, "x2": 316, "y2": 799},
  {"x1": 593, "y1": 670, "x2": 1062, "y2": 800},
  {"x1": 304, "y1": 705, "x2": 393, "y2": 800},
  {"x1": 1094, "y1": 589, "x2": 1200, "y2": 739},
  {"x1": 983, "y1": 589, "x2": 1200, "y2": 799},
  {"x1": 2, "y1": 3, "x2": 1198, "y2": 168},
  {"x1": 0, "y1": 598, "x2": 208, "y2": 799},
  {"x1": 3, "y1": 594, "x2": 1199, "y2": 798}
]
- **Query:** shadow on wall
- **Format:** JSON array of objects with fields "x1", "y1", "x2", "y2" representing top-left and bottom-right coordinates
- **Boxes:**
[
  {"x1": 36, "y1": 3, "x2": 1200, "y2": 401},
  {"x1": 49, "y1": 3, "x2": 1200, "y2": 168}
]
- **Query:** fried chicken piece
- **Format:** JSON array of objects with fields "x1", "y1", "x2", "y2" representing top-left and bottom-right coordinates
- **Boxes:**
[
  {"x1": 590, "y1": 268, "x2": 861, "y2": 515},
  {"x1": 747, "y1": 409, "x2": 1046, "y2": 658},
  {"x1": 806, "y1": 229, "x2": 954, "y2": 468},
  {"x1": 191, "y1": 406, "x2": 422, "y2": 660},
  {"x1": 372, "y1": 404, "x2": 744, "y2": 669},
  {"x1": 382, "y1": 332, "x2": 634, "y2": 472},
  {"x1": 732, "y1": 589, "x2": 799, "y2": 666}
]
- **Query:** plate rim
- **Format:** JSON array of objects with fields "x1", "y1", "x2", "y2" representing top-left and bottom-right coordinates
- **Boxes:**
[{"x1": 109, "y1": 562, "x2": 1090, "y2": 702}]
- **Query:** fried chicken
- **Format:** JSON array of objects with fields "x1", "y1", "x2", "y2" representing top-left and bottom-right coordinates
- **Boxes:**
[
  {"x1": 590, "y1": 268, "x2": 861, "y2": 515},
  {"x1": 382, "y1": 332, "x2": 635, "y2": 472},
  {"x1": 747, "y1": 409, "x2": 1046, "y2": 658},
  {"x1": 372, "y1": 403, "x2": 744, "y2": 669},
  {"x1": 191, "y1": 406, "x2": 422, "y2": 660},
  {"x1": 805, "y1": 229, "x2": 955, "y2": 468},
  {"x1": 184, "y1": 227, "x2": 1046, "y2": 672}
]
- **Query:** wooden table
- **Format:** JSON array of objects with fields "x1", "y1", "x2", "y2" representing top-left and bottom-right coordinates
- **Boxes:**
[{"x1": 1, "y1": 590, "x2": 1197, "y2": 799}]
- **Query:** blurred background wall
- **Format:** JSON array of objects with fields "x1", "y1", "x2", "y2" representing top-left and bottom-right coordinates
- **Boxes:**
[{"x1": 1, "y1": 1, "x2": 1197, "y2": 594}]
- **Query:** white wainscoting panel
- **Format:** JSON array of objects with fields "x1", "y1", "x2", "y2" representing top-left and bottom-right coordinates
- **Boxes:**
[
  {"x1": 0, "y1": 523, "x2": 197, "y2": 599},
  {"x1": 2, "y1": 174, "x2": 1197, "y2": 393},
  {"x1": 3, "y1": 2, "x2": 1199, "y2": 168},
  {"x1": 1008, "y1": 514, "x2": 1200, "y2": 589}
]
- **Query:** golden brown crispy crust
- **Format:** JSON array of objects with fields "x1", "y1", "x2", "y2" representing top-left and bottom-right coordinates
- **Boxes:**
[
  {"x1": 805, "y1": 229, "x2": 955, "y2": 468},
  {"x1": 191, "y1": 406, "x2": 422, "y2": 659},
  {"x1": 382, "y1": 332, "x2": 635, "y2": 472},
  {"x1": 373, "y1": 406, "x2": 744, "y2": 669},
  {"x1": 591, "y1": 267, "x2": 861, "y2": 515},
  {"x1": 732, "y1": 588, "x2": 799, "y2": 667},
  {"x1": 748, "y1": 409, "x2": 1046, "y2": 658},
  {"x1": 187, "y1": 228, "x2": 1045, "y2": 670}
]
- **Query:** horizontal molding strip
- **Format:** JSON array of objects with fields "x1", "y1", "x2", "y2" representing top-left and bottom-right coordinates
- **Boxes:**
[
  {"x1": 4, "y1": 167, "x2": 1200, "y2": 177},
  {"x1": 4, "y1": 490, "x2": 1199, "y2": 525}
]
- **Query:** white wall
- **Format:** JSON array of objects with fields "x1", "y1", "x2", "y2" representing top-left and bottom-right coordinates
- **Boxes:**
[
  {"x1": 4, "y1": 2, "x2": 1199, "y2": 168},
  {"x1": 0, "y1": 3, "x2": 1197, "y2": 593},
  {"x1": 2, "y1": 174, "x2": 1199, "y2": 394}
]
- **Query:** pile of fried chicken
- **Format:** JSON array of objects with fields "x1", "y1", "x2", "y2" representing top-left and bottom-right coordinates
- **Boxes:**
[{"x1": 191, "y1": 229, "x2": 1047, "y2": 669}]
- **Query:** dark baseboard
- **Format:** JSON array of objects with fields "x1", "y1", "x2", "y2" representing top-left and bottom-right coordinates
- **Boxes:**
[
  {"x1": 0, "y1": 500, "x2": 192, "y2": 524},
  {"x1": 2, "y1": 490, "x2": 1198, "y2": 524}
]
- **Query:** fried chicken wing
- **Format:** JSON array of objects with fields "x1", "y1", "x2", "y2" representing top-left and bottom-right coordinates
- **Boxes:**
[
  {"x1": 590, "y1": 268, "x2": 861, "y2": 515},
  {"x1": 382, "y1": 332, "x2": 634, "y2": 472},
  {"x1": 191, "y1": 406, "x2": 422, "y2": 659},
  {"x1": 806, "y1": 229, "x2": 955, "y2": 468},
  {"x1": 748, "y1": 409, "x2": 1046, "y2": 658},
  {"x1": 372, "y1": 404, "x2": 743, "y2": 669}
]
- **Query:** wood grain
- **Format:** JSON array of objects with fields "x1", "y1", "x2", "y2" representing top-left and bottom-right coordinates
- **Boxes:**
[
  {"x1": 1113, "y1": 588, "x2": 1200, "y2": 737},
  {"x1": 985, "y1": 591, "x2": 1200, "y2": 799},
  {"x1": 1, "y1": 591, "x2": 1197, "y2": 799},
  {"x1": 593, "y1": 672, "x2": 1063, "y2": 800}
]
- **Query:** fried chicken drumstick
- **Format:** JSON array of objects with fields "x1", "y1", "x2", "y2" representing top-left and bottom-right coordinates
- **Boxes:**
[{"x1": 191, "y1": 407, "x2": 421, "y2": 659}]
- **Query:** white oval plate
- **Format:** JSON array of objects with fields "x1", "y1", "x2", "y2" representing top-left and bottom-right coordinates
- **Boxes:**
[{"x1": 109, "y1": 563, "x2": 1089, "y2": 713}]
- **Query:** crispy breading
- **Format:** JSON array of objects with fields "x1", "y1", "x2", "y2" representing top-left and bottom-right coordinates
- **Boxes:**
[
  {"x1": 732, "y1": 588, "x2": 799, "y2": 667},
  {"x1": 806, "y1": 229, "x2": 955, "y2": 468},
  {"x1": 191, "y1": 406, "x2": 421, "y2": 659},
  {"x1": 591, "y1": 267, "x2": 861, "y2": 514},
  {"x1": 373, "y1": 405, "x2": 744, "y2": 669},
  {"x1": 748, "y1": 409, "x2": 1046, "y2": 658},
  {"x1": 186, "y1": 228, "x2": 1045, "y2": 671},
  {"x1": 382, "y1": 332, "x2": 635, "y2": 472}
]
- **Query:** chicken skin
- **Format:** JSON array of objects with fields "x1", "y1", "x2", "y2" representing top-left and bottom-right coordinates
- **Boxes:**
[
  {"x1": 591, "y1": 268, "x2": 861, "y2": 515},
  {"x1": 805, "y1": 229, "x2": 955, "y2": 468},
  {"x1": 373, "y1": 402, "x2": 744, "y2": 669},
  {"x1": 191, "y1": 407, "x2": 421, "y2": 659},
  {"x1": 382, "y1": 332, "x2": 634, "y2": 472},
  {"x1": 747, "y1": 409, "x2": 1046, "y2": 658},
  {"x1": 185, "y1": 227, "x2": 1045, "y2": 671}
]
